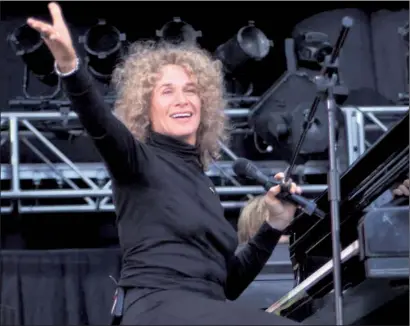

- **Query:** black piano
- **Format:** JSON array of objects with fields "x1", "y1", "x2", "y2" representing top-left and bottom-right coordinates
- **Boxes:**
[{"x1": 267, "y1": 112, "x2": 409, "y2": 325}]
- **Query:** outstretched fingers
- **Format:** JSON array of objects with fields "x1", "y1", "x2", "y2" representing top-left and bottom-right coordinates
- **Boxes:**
[
  {"x1": 48, "y1": 2, "x2": 65, "y2": 27},
  {"x1": 26, "y1": 2, "x2": 65, "y2": 41},
  {"x1": 26, "y1": 18, "x2": 54, "y2": 38}
]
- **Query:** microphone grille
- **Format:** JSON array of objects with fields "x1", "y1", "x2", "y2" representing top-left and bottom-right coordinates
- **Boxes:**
[
  {"x1": 232, "y1": 158, "x2": 251, "y2": 177},
  {"x1": 342, "y1": 16, "x2": 354, "y2": 28}
]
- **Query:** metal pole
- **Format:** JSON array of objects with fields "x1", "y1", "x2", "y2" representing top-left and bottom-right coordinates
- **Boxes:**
[
  {"x1": 1, "y1": 185, "x2": 327, "y2": 199},
  {"x1": 1, "y1": 109, "x2": 251, "y2": 119},
  {"x1": 326, "y1": 87, "x2": 344, "y2": 325},
  {"x1": 16, "y1": 201, "x2": 250, "y2": 214},
  {"x1": 9, "y1": 117, "x2": 20, "y2": 193}
]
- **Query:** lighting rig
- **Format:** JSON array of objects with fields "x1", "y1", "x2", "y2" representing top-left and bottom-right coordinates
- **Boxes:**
[
  {"x1": 2, "y1": 16, "x2": 408, "y2": 216},
  {"x1": 247, "y1": 34, "x2": 348, "y2": 167},
  {"x1": 2, "y1": 18, "x2": 278, "y2": 214}
]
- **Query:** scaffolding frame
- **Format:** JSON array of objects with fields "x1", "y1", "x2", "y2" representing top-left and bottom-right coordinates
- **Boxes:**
[{"x1": 0, "y1": 106, "x2": 407, "y2": 214}]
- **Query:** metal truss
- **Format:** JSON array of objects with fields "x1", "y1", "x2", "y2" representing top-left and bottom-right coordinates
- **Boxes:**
[
  {"x1": 1, "y1": 106, "x2": 407, "y2": 214},
  {"x1": 341, "y1": 106, "x2": 409, "y2": 165}
]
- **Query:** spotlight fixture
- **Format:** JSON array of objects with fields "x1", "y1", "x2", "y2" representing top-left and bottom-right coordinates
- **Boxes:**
[
  {"x1": 248, "y1": 39, "x2": 347, "y2": 162},
  {"x1": 156, "y1": 17, "x2": 202, "y2": 45},
  {"x1": 8, "y1": 23, "x2": 61, "y2": 99},
  {"x1": 80, "y1": 19, "x2": 126, "y2": 82},
  {"x1": 292, "y1": 31, "x2": 333, "y2": 71},
  {"x1": 214, "y1": 21, "x2": 273, "y2": 74}
]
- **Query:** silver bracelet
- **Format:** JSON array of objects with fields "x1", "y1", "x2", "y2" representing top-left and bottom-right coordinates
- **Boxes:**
[{"x1": 54, "y1": 57, "x2": 80, "y2": 77}]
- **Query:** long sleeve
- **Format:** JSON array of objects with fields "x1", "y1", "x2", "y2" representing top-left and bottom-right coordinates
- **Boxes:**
[
  {"x1": 61, "y1": 62, "x2": 150, "y2": 182},
  {"x1": 224, "y1": 221, "x2": 282, "y2": 300}
]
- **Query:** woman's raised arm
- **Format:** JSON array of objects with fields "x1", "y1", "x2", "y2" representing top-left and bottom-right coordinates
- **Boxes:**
[{"x1": 27, "y1": 2, "x2": 149, "y2": 181}]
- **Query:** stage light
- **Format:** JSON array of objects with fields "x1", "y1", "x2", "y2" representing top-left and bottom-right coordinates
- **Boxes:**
[
  {"x1": 214, "y1": 21, "x2": 273, "y2": 74},
  {"x1": 156, "y1": 17, "x2": 202, "y2": 45},
  {"x1": 292, "y1": 31, "x2": 333, "y2": 70},
  {"x1": 248, "y1": 39, "x2": 347, "y2": 162},
  {"x1": 80, "y1": 20, "x2": 126, "y2": 82},
  {"x1": 8, "y1": 23, "x2": 58, "y2": 87}
]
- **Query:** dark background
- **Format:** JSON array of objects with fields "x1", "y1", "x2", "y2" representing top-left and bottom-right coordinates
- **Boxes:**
[
  {"x1": 0, "y1": 3, "x2": 409, "y2": 325},
  {"x1": 1, "y1": 1, "x2": 408, "y2": 108},
  {"x1": 1, "y1": 1, "x2": 409, "y2": 251}
]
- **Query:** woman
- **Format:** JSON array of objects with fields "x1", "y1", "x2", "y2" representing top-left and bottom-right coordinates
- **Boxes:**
[{"x1": 27, "y1": 3, "x2": 304, "y2": 325}]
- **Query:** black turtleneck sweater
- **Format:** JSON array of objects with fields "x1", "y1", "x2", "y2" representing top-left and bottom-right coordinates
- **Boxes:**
[{"x1": 62, "y1": 64, "x2": 283, "y2": 301}]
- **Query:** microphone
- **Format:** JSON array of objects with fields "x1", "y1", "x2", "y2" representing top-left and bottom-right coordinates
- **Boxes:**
[{"x1": 233, "y1": 158, "x2": 325, "y2": 219}]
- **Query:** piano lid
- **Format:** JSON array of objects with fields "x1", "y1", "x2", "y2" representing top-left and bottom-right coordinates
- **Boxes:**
[{"x1": 289, "y1": 112, "x2": 409, "y2": 261}]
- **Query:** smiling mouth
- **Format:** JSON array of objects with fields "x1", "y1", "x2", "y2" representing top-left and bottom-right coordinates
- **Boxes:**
[{"x1": 171, "y1": 112, "x2": 193, "y2": 119}]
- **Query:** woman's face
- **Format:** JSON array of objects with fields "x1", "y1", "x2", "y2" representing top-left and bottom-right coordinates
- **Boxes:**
[{"x1": 150, "y1": 64, "x2": 201, "y2": 145}]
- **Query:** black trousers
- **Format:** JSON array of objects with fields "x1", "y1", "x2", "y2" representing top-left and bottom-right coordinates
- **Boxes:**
[{"x1": 120, "y1": 289, "x2": 302, "y2": 325}]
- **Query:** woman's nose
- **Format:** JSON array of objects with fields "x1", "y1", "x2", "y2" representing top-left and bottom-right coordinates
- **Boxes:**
[{"x1": 175, "y1": 90, "x2": 189, "y2": 106}]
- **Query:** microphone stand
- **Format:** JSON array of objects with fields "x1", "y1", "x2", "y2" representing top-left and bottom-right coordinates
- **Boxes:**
[{"x1": 284, "y1": 17, "x2": 354, "y2": 325}]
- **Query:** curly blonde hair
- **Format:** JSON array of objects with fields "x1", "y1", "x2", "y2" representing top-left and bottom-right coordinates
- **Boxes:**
[
  {"x1": 111, "y1": 41, "x2": 228, "y2": 169},
  {"x1": 238, "y1": 195, "x2": 289, "y2": 244},
  {"x1": 238, "y1": 196, "x2": 269, "y2": 243}
]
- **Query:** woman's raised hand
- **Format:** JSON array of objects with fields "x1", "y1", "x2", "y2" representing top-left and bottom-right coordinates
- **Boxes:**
[{"x1": 27, "y1": 2, "x2": 77, "y2": 73}]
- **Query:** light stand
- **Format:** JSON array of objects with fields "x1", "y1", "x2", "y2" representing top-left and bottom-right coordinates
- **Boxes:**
[{"x1": 284, "y1": 17, "x2": 354, "y2": 325}]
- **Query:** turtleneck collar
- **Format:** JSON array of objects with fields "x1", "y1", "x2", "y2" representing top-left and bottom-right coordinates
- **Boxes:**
[{"x1": 147, "y1": 131, "x2": 203, "y2": 169}]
